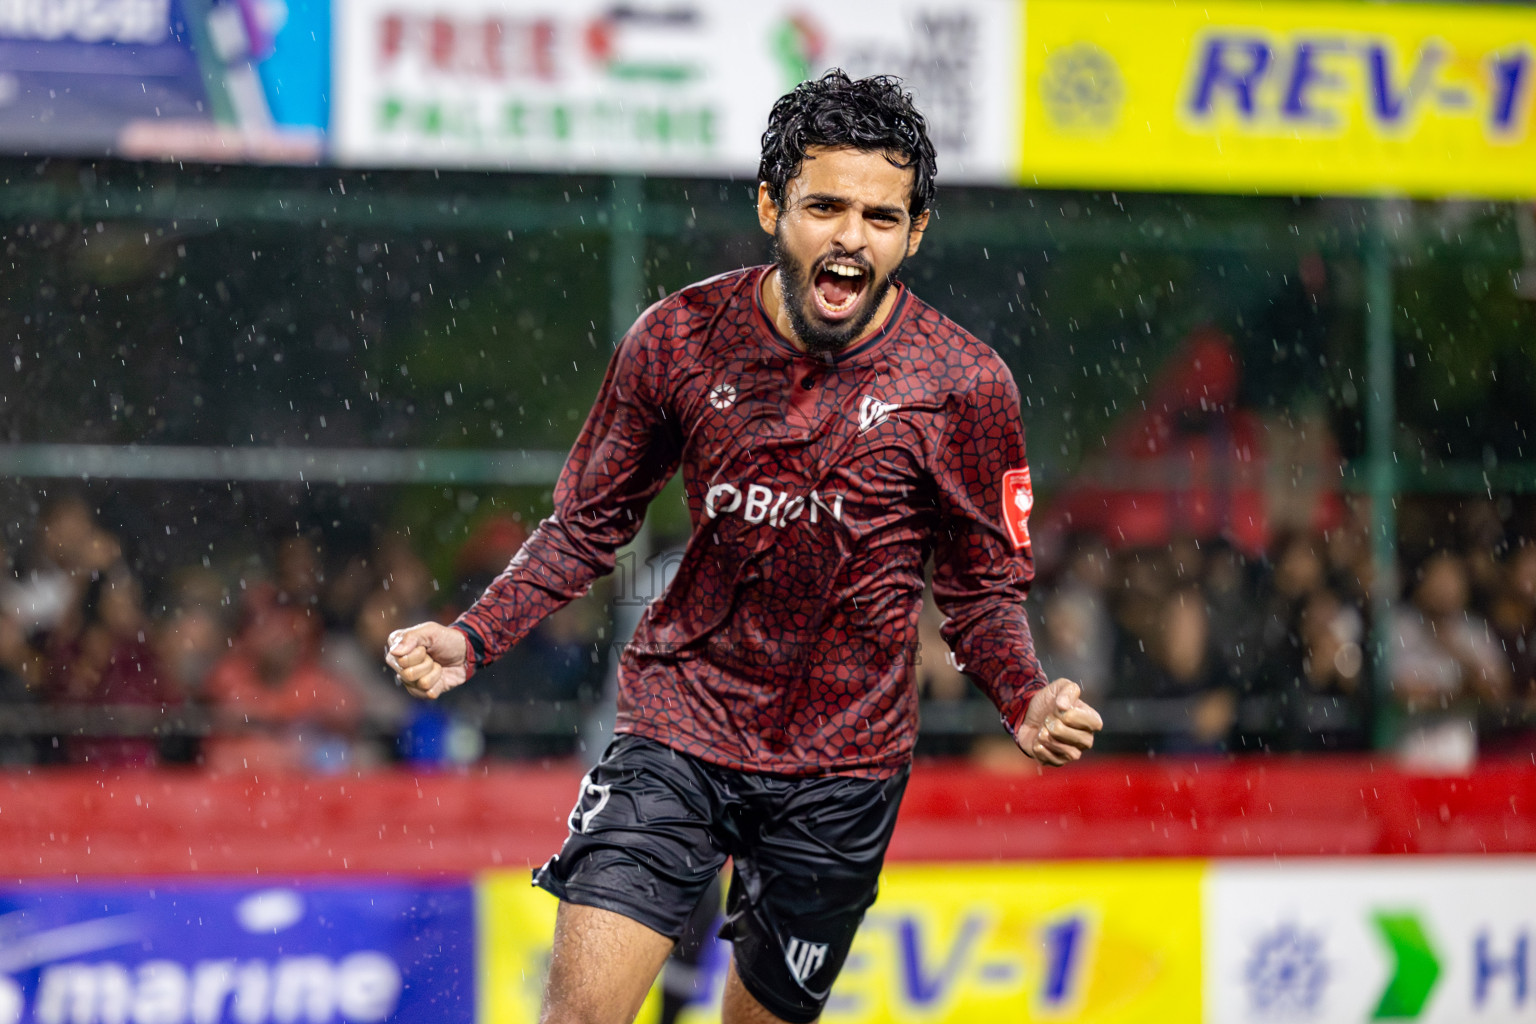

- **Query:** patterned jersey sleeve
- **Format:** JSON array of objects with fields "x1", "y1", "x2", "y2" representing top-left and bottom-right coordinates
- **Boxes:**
[
  {"x1": 930, "y1": 356, "x2": 1049, "y2": 734},
  {"x1": 452, "y1": 309, "x2": 683, "y2": 677}
]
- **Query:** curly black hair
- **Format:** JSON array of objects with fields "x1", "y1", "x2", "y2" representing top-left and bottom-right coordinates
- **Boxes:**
[{"x1": 758, "y1": 69, "x2": 938, "y2": 218}]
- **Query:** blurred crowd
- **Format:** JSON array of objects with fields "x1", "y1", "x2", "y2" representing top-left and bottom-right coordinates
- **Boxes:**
[
  {"x1": 973, "y1": 498, "x2": 1536, "y2": 771},
  {"x1": 2, "y1": 488, "x2": 1534, "y2": 775},
  {"x1": 0, "y1": 494, "x2": 604, "y2": 774}
]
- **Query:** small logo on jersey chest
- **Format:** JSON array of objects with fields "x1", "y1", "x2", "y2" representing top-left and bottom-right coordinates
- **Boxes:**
[
  {"x1": 1002, "y1": 467, "x2": 1034, "y2": 550},
  {"x1": 708, "y1": 383, "x2": 737, "y2": 410},
  {"x1": 858, "y1": 395, "x2": 900, "y2": 433}
]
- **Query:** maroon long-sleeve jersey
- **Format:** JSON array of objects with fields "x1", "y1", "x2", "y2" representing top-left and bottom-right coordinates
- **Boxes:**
[{"x1": 454, "y1": 266, "x2": 1047, "y2": 777}]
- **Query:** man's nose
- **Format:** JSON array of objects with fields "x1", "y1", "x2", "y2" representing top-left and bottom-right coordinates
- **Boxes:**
[{"x1": 831, "y1": 211, "x2": 868, "y2": 252}]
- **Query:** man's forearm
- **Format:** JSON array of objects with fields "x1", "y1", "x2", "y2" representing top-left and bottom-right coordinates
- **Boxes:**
[
  {"x1": 452, "y1": 518, "x2": 606, "y2": 676},
  {"x1": 944, "y1": 602, "x2": 1049, "y2": 730}
]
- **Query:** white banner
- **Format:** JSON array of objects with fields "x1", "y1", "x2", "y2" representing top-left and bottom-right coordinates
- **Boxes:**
[
  {"x1": 1206, "y1": 858, "x2": 1536, "y2": 1024},
  {"x1": 331, "y1": 0, "x2": 1019, "y2": 182}
]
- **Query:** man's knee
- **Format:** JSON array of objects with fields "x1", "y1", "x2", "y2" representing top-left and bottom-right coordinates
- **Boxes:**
[
  {"x1": 539, "y1": 901, "x2": 675, "y2": 1024},
  {"x1": 721, "y1": 958, "x2": 814, "y2": 1024}
]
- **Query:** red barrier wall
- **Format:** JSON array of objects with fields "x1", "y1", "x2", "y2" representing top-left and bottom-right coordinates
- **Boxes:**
[{"x1": 1, "y1": 756, "x2": 1532, "y2": 878}]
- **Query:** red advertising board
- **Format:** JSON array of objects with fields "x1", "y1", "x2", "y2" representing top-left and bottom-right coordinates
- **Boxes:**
[{"x1": 1, "y1": 757, "x2": 1532, "y2": 877}]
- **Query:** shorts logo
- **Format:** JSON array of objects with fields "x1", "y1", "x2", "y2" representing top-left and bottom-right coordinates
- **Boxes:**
[
  {"x1": 1002, "y1": 467, "x2": 1034, "y2": 550},
  {"x1": 708, "y1": 383, "x2": 737, "y2": 410},
  {"x1": 704, "y1": 481, "x2": 844, "y2": 528},
  {"x1": 568, "y1": 774, "x2": 612, "y2": 834},
  {"x1": 858, "y1": 395, "x2": 899, "y2": 433},
  {"x1": 785, "y1": 936, "x2": 828, "y2": 986}
]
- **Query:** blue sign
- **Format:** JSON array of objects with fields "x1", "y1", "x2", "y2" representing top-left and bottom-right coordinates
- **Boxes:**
[
  {"x1": 0, "y1": 0, "x2": 329, "y2": 162},
  {"x1": 0, "y1": 879, "x2": 473, "y2": 1023}
]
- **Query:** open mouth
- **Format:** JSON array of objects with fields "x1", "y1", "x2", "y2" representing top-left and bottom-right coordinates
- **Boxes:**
[{"x1": 812, "y1": 259, "x2": 869, "y2": 320}]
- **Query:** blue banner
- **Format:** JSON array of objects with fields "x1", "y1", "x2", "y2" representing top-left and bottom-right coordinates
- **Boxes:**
[
  {"x1": 0, "y1": 0, "x2": 329, "y2": 162},
  {"x1": 0, "y1": 879, "x2": 473, "y2": 1023}
]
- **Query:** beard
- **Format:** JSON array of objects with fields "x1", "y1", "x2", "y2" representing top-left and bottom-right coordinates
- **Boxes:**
[{"x1": 772, "y1": 227, "x2": 902, "y2": 357}]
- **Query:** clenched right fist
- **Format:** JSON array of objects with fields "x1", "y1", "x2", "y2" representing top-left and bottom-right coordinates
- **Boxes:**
[{"x1": 385, "y1": 622, "x2": 469, "y2": 700}]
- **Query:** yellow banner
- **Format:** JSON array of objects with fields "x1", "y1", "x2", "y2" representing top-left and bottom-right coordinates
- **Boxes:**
[
  {"x1": 477, "y1": 875, "x2": 560, "y2": 1024},
  {"x1": 477, "y1": 875, "x2": 667, "y2": 1024},
  {"x1": 811, "y1": 861, "x2": 1204, "y2": 1024},
  {"x1": 479, "y1": 861, "x2": 1204, "y2": 1023},
  {"x1": 1020, "y1": 0, "x2": 1536, "y2": 197}
]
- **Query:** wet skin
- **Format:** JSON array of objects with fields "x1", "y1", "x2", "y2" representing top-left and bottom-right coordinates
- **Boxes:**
[{"x1": 757, "y1": 145, "x2": 930, "y2": 356}]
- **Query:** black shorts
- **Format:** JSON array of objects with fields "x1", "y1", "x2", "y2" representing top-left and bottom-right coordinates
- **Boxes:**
[{"x1": 533, "y1": 734, "x2": 908, "y2": 1023}]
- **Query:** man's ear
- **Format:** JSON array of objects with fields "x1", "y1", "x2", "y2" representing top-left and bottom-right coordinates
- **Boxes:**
[
  {"x1": 905, "y1": 210, "x2": 931, "y2": 258},
  {"x1": 757, "y1": 182, "x2": 780, "y2": 237}
]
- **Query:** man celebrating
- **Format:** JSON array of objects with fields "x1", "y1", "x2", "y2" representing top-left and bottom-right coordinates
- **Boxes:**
[{"x1": 387, "y1": 70, "x2": 1103, "y2": 1024}]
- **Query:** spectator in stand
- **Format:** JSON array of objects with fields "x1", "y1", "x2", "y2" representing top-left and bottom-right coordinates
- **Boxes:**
[
  {"x1": 200, "y1": 588, "x2": 364, "y2": 774},
  {"x1": 1257, "y1": 585, "x2": 1369, "y2": 751},
  {"x1": 7, "y1": 494, "x2": 121, "y2": 643},
  {"x1": 323, "y1": 583, "x2": 414, "y2": 738},
  {"x1": 500, "y1": 600, "x2": 609, "y2": 760},
  {"x1": 1489, "y1": 541, "x2": 1536, "y2": 685},
  {"x1": 43, "y1": 566, "x2": 181, "y2": 767},
  {"x1": 148, "y1": 567, "x2": 231, "y2": 765},
  {"x1": 1114, "y1": 579, "x2": 1236, "y2": 755},
  {"x1": 272, "y1": 533, "x2": 325, "y2": 613},
  {"x1": 1482, "y1": 540, "x2": 1536, "y2": 757},
  {"x1": 0, "y1": 559, "x2": 39, "y2": 766},
  {"x1": 1202, "y1": 539, "x2": 1265, "y2": 687},
  {"x1": 1390, "y1": 550, "x2": 1510, "y2": 771},
  {"x1": 319, "y1": 535, "x2": 425, "y2": 759},
  {"x1": 1322, "y1": 499, "x2": 1375, "y2": 606},
  {"x1": 153, "y1": 566, "x2": 232, "y2": 699},
  {"x1": 320, "y1": 548, "x2": 376, "y2": 635},
  {"x1": 374, "y1": 531, "x2": 435, "y2": 612},
  {"x1": 1035, "y1": 538, "x2": 1115, "y2": 708},
  {"x1": 1457, "y1": 500, "x2": 1508, "y2": 614},
  {"x1": 1251, "y1": 532, "x2": 1334, "y2": 715},
  {"x1": 1109, "y1": 547, "x2": 1168, "y2": 665},
  {"x1": 1243, "y1": 529, "x2": 1371, "y2": 750}
]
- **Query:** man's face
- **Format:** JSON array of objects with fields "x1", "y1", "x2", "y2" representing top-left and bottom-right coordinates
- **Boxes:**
[{"x1": 758, "y1": 145, "x2": 928, "y2": 355}]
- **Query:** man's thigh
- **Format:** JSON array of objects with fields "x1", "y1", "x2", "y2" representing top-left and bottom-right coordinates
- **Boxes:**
[
  {"x1": 723, "y1": 769, "x2": 909, "y2": 1024},
  {"x1": 535, "y1": 734, "x2": 731, "y2": 938},
  {"x1": 540, "y1": 902, "x2": 674, "y2": 1024}
]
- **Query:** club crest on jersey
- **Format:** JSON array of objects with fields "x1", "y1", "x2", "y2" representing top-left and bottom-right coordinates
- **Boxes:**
[
  {"x1": 785, "y1": 936, "x2": 829, "y2": 987},
  {"x1": 858, "y1": 395, "x2": 899, "y2": 433},
  {"x1": 708, "y1": 383, "x2": 737, "y2": 410},
  {"x1": 1002, "y1": 467, "x2": 1034, "y2": 550}
]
